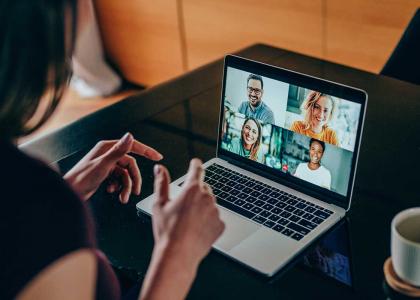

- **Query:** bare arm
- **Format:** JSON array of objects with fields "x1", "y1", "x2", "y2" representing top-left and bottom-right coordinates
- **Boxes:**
[{"x1": 16, "y1": 249, "x2": 96, "y2": 300}]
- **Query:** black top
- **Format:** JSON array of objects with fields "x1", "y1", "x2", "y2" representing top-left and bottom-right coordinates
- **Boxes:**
[{"x1": 0, "y1": 142, "x2": 120, "y2": 299}]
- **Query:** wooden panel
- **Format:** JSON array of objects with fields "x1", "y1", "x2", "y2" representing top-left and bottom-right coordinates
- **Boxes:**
[
  {"x1": 183, "y1": 0, "x2": 323, "y2": 70},
  {"x1": 94, "y1": 0, "x2": 184, "y2": 86},
  {"x1": 326, "y1": 0, "x2": 420, "y2": 73}
]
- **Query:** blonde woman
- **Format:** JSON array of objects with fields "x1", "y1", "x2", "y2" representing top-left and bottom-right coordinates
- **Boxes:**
[{"x1": 291, "y1": 91, "x2": 339, "y2": 146}]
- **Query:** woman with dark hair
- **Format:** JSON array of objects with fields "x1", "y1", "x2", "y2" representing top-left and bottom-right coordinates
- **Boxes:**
[
  {"x1": 290, "y1": 91, "x2": 339, "y2": 146},
  {"x1": 228, "y1": 118, "x2": 263, "y2": 162},
  {"x1": 294, "y1": 138, "x2": 332, "y2": 189},
  {"x1": 0, "y1": 1, "x2": 224, "y2": 299}
]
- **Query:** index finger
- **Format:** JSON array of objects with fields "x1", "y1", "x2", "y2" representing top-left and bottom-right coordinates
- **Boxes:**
[
  {"x1": 185, "y1": 158, "x2": 204, "y2": 184},
  {"x1": 130, "y1": 140, "x2": 163, "y2": 161}
]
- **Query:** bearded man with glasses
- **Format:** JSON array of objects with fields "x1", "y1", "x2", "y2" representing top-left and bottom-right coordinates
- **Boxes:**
[{"x1": 238, "y1": 74, "x2": 275, "y2": 124}]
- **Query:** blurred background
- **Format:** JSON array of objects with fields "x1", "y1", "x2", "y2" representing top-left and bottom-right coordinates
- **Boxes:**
[{"x1": 21, "y1": 0, "x2": 420, "y2": 143}]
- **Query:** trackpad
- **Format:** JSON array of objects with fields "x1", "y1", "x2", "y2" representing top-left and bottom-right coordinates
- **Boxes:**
[{"x1": 214, "y1": 208, "x2": 260, "y2": 251}]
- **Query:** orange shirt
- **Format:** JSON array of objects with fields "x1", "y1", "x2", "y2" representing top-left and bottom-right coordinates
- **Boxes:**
[{"x1": 290, "y1": 121, "x2": 339, "y2": 146}]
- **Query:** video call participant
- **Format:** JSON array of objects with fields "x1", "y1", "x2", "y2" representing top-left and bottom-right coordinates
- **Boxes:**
[
  {"x1": 294, "y1": 139, "x2": 332, "y2": 189},
  {"x1": 228, "y1": 118, "x2": 263, "y2": 163},
  {"x1": 290, "y1": 91, "x2": 339, "y2": 146},
  {"x1": 238, "y1": 74, "x2": 275, "y2": 124}
]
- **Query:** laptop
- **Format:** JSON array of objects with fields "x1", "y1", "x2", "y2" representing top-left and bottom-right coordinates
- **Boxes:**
[{"x1": 137, "y1": 55, "x2": 367, "y2": 276}]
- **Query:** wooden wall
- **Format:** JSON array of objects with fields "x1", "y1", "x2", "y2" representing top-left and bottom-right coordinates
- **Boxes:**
[{"x1": 94, "y1": 0, "x2": 420, "y2": 86}]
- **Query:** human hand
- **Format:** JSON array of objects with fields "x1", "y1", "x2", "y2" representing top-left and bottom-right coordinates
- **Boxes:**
[
  {"x1": 64, "y1": 132, "x2": 163, "y2": 202},
  {"x1": 152, "y1": 159, "x2": 225, "y2": 268}
]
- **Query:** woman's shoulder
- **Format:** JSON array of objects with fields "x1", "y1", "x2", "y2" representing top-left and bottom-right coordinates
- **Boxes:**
[{"x1": 0, "y1": 142, "x2": 95, "y2": 299}]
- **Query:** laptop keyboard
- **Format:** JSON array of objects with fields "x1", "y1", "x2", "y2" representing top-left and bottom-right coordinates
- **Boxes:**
[{"x1": 181, "y1": 163, "x2": 333, "y2": 241}]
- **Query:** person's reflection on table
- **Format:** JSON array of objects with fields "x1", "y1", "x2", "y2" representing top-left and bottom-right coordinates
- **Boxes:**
[
  {"x1": 290, "y1": 91, "x2": 339, "y2": 146},
  {"x1": 294, "y1": 138, "x2": 331, "y2": 189},
  {"x1": 228, "y1": 118, "x2": 263, "y2": 162},
  {"x1": 302, "y1": 221, "x2": 352, "y2": 286}
]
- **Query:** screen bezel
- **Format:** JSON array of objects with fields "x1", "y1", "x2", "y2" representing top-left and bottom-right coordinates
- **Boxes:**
[{"x1": 217, "y1": 55, "x2": 367, "y2": 210}]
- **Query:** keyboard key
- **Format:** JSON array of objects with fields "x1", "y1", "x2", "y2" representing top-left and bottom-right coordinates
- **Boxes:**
[
  {"x1": 237, "y1": 192, "x2": 249, "y2": 200},
  {"x1": 253, "y1": 185, "x2": 264, "y2": 191},
  {"x1": 212, "y1": 174, "x2": 222, "y2": 180},
  {"x1": 219, "y1": 192, "x2": 229, "y2": 199},
  {"x1": 245, "y1": 181, "x2": 256, "y2": 188},
  {"x1": 291, "y1": 233, "x2": 304, "y2": 241},
  {"x1": 262, "y1": 203, "x2": 274, "y2": 211},
  {"x1": 253, "y1": 215, "x2": 266, "y2": 224},
  {"x1": 225, "y1": 180, "x2": 236, "y2": 187},
  {"x1": 312, "y1": 216, "x2": 324, "y2": 225},
  {"x1": 247, "y1": 196, "x2": 257, "y2": 203},
  {"x1": 251, "y1": 207, "x2": 263, "y2": 214},
  {"x1": 282, "y1": 228, "x2": 294, "y2": 236},
  {"x1": 214, "y1": 182, "x2": 224, "y2": 189},
  {"x1": 313, "y1": 209, "x2": 329, "y2": 219},
  {"x1": 243, "y1": 203, "x2": 254, "y2": 211},
  {"x1": 251, "y1": 190, "x2": 262, "y2": 198},
  {"x1": 269, "y1": 214, "x2": 280, "y2": 222},
  {"x1": 286, "y1": 199, "x2": 298, "y2": 205},
  {"x1": 294, "y1": 209, "x2": 305, "y2": 216},
  {"x1": 258, "y1": 194, "x2": 270, "y2": 201},
  {"x1": 275, "y1": 202, "x2": 287, "y2": 209},
  {"x1": 219, "y1": 177, "x2": 229, "y2": 184},
  {"x1": 271, "y1": 208, "x2": 281, "y2": 215},
  {"x1": 298, "y1": 219, "x2": 317, "y2": 230},
  {"x1": 302, "y1": 213, "x2": 314, "y2": 221},
  {"x1": 222, "y1": 186, "x2": 233, "y2": 193},
  {"x1": 270, "y1": 191, "x2": 281, "y2": 198},
  {"x1": 289, "y1": 215, "x2": 300, "y2": 223},
  {"x1": 243, "y1": 187, "x2": 253, "y2": 194},
  {"x1": 286, "y1": 222, "x2": 310, "y2": 235},
  {"x1": 234, "y1": 183, "x2": 245, "y2": 190},
  {"x1": 217, "y1": 199, "x2": 256, "y2": 219},
  {"x1": 280, "y1": 211, "x2": 291, "y2": 218},
  {"x1": 278, "y1": 218, "x2": 289, "y2": 226},
  {"x1": 230, "y1": 189, "x2": 240, "y2": 196},
  {"x1": 238, "y1": 178, "x2": 248, "y2": 184},
  {"x1": 260, "y1": 210, "x2": 271, "y2": 218},
  {"x1": 226, "y1": 195, "x2": 237, "y2": 203},
  {"x1": 207, "y1": 179, "x2": 217, "y2": 186},
  {"x1": 296, "y1": 202, "x2": 307, "y2": 209},
  {"x1": 304, "y1": 206, "x2": 316, "y2": 213},
  {"x1": 213, "y1": 188, "x2": 221, "y2": 196},
  {"x1": 264, "y1": 220, "x2": 276, "y2": 228},
  {"x1": 254, "y1": 200, "x2": 265, "y2": 207},
  {"x1": 267, "y1": 198, "x2": 279, "y2": 205},
  {"x1": 284, "y1": 205, "x2": 296, "y2": 213},
  {"x1": 272, "y1": 224, "x2": 285, "y2": 232},
  {"x1": 234, "y1": 199, "x2": 246, "y2": 206},
  {"x1": 261, "y1": 187, "x2": 272, "y2": 194}
]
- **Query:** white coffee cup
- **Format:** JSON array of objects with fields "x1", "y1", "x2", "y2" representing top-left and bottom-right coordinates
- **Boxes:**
[{"x1": 391, "y1": 207, "x2": 420, "y2": 287}]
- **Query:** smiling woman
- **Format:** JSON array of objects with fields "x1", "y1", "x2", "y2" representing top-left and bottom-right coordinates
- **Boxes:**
[
  {"x1": 290, "y1": 91, "x2": 339, "y2": 146},
  {"x1": 228, "y1": 117, "x2": 263, "y2": 162}
]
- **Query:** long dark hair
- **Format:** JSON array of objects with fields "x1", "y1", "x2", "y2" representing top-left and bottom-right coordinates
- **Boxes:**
[
  {"x1": 0, "y1": 0, "x2": 77, "y2": 140},
  {"x1": 241, "y1": 118, "x2": 262, "y2": 161}
]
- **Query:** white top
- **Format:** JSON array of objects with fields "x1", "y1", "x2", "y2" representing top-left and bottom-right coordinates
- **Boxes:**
[{"x1": 294, "y1": 163, "x2": 331, "y2": 190}]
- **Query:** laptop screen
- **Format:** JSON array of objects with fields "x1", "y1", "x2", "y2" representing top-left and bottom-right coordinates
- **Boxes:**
[{"x1": 218, "y1": 56, "x2": 366, "y2": 207}]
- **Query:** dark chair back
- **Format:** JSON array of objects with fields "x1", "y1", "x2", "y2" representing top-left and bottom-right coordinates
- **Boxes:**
[{"x1": 381, "y1": 8, "x2": 420, "y2": 85}]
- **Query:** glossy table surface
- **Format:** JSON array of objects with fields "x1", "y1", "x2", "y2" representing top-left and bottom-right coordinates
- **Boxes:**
[{"x1": 21, "y1": 44, "x2": 420, "y2": 299}]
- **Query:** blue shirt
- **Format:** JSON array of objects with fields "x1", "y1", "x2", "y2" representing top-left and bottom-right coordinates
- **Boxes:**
[{"x1": 238, "y1": 101, "x2": 275, "y2": 124}]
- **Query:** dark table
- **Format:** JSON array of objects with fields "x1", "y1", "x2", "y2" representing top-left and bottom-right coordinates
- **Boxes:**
[{"x1": 21, "y1": 44, "x2": 420, "y2": 299}]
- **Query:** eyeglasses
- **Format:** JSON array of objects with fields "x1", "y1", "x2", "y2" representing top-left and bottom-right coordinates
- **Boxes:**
[{"x1": 247, "y1": 87, "x2": 262, "y2": 95}]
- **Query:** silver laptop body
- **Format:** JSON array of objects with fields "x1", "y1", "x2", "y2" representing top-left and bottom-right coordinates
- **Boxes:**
[{"x1": 137, "y1": 55, "x2": 367, "y2": 276}]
